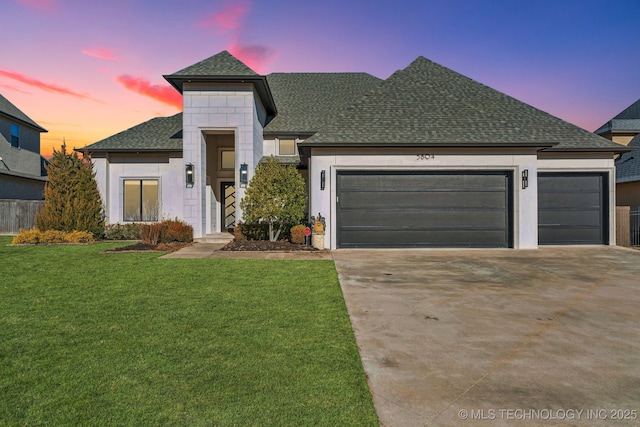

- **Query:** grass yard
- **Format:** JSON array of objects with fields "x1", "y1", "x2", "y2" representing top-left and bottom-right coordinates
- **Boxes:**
[{"x1": 0, "y1": 236, "x2": 378, "y2": 426}]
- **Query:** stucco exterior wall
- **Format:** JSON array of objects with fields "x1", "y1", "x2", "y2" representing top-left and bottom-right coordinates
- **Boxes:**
[{"x1": 93, "y1": 153, "x2": 184, "y2": 224}]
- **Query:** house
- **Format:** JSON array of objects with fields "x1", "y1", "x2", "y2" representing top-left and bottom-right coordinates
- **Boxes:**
[
  {"x1": 595, "y1": 99, "x2": 640, "y2": 211},
  {"x1": 85, "y1": 51, "x2": 626, "y2": 249},
  {"x1": 0, "y1": 93, "x2": 48, "y2": 200}
]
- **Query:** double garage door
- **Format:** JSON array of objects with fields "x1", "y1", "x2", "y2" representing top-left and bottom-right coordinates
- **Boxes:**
[{"x1": 336, "y1": 171, "x2": 607, "y2": 248}]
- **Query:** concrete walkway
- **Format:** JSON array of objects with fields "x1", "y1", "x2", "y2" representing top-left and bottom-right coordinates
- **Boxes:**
[{"x1": 332, "y1": 247, "x2": 640, "y2": 427}]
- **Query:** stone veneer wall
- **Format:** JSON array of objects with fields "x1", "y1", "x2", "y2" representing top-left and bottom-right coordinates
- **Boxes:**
[{"x1": 182, "y1": 82, "x2": 264, "y2": 237}]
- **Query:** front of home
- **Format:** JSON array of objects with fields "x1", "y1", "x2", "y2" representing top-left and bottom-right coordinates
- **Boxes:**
[{"x1": 86, "y1": 51, "x2": 625, "y2": 249}]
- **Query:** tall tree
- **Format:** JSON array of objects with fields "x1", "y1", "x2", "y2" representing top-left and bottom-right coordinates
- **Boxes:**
[
  {"x1": 36, "y1": 143, "x2": 104, "y2": 238},
  {"x1": 240, "y1": 157, "x2": 307, "y2": 242}
]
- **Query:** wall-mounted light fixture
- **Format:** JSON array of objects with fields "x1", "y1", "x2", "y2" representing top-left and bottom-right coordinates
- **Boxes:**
[
  {"x1": 522, "y1": 169, "x2": 529, "y2": 189},
  {"x1": 239, "y1": 163, "x2": 248, "y2": 187},
  {"x1": 185, "y1": 163, "x2": 194, "y2": 187},
  {"x1": 320, "y1": 170, "x2": 326, "y2": 191}
]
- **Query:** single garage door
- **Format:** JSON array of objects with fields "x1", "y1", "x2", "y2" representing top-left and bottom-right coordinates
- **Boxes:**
[
  {"x1": 337, "y1": 171, "x2": 513, "y2": 248},
  {"x1": 538, "y1": 172, "x2": 608, "y2": 245}
]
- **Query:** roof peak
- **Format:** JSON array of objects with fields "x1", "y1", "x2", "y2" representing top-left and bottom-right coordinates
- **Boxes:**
[{"x1": 167, "y1": 50, "x2": 258, "y2": 77}]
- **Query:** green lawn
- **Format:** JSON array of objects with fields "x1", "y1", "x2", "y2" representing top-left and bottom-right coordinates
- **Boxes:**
[{"x1": 0, "y1": 236, "x2": 377, "y2": 426}]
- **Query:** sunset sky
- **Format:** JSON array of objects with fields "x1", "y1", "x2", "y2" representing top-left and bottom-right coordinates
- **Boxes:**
[{"x1": 2, "y1": 0, "x2": 639, "y2": 158}]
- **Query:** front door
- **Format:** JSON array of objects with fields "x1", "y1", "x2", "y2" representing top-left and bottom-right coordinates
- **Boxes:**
[{"x1": 221, "y1": 182, "x2": 236, "y2": 232}]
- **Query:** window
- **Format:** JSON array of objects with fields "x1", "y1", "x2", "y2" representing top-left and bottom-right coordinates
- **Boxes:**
[
  {"x1": 124, "y1": 179, "x2": 159, "y2": 221},
  {"x1": 221, "y1": 150, "x2": 235, "y2": 170},
  {"x1": 10, "y1": 124, "x2": 19, "y2": 148},
  {"x1": 278, "y1": 138, "x2": 295, "y2": 156}
]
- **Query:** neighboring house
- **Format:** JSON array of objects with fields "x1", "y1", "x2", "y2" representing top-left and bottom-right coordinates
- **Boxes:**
[
  {"x1": 613, "y1": 134, "x2": 640, "y2": 210},
  {"x1": 0, "y1": 93, "x2": 48, "y2": 200},
  {"x1": 85, "y1": 51, "x2": 626, "y2": 249},
  {"x1": 595, "y1": 98, "x2": 640, "y2": 146},
  {"x1": 595, "y1": 99, "x2": 640, "y2": 211}
]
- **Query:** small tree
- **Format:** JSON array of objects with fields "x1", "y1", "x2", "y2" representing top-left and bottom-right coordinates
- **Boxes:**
[
  {"x1": 240, "y1": 157, "x2": 307, "y2": 242},
  {"x1": 36, "y1": 143, "x2": 105, "y2": 238}
]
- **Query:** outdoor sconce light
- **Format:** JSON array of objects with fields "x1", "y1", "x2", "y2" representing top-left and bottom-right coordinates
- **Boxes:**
[
  {"x1": 522, "y1": 169, "x2": 529, "y2": 189},
  {"x1": 320, "y1": 170, "x2": 326, "y2": 190},
  {"x1": 239, "y1": 163, "x2": 248, "y2": 187},
  {"x1": 185, "y1": 163, "x2": 194, "y2": 187}
]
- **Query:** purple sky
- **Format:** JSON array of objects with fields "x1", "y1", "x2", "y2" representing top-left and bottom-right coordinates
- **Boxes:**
[{"x1": 2, "y1": 0, "x2": 639, "y2": 157}]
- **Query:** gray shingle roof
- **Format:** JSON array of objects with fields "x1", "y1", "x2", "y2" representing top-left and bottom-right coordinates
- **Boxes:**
[
  {"x1": 616, "y1": 134, "x2": 640, "y2": 183},
  {"x1": 595, "y1": 99, "x2": 640, "y2": 135},
  {"x1": 167, "y1": 50, "x2": 258, "y2": 77},
  {"x1": 303, "y1": 57, "x2": 622, "y2": 150},
  {"x1": 0, "y1": 93, "x2": 47, "y2": 132},
  {"x1": 264, "y1": 73, "x2": 382, "y2": 134},
  {"x1": 85, "y1": 113, "x2": 182, "y2": 152}
]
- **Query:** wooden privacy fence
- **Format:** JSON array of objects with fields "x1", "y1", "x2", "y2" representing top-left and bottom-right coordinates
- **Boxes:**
[{"x1": 0, "y1": 199, "x2": 45, "y2": 234}]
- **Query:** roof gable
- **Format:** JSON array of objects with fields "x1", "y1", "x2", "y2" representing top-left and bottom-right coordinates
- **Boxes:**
[
  {"x1": 167, "y1": 50, "x2": 258, "y2": 77},
  {"x1": 0, "y1": 93, "x2": 47, "y2": 132},
  {"x1": 304, "y1": 56, "x2": 620, "y2": 150}
]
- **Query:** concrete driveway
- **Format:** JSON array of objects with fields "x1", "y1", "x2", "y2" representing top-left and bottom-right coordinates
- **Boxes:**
[{"x1": 332, "y1": 247, "x2": 640, "y2": 426}]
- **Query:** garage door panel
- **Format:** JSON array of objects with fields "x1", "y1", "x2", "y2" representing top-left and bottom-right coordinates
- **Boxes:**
[
  {"x1": 341, "y1": 191, "x2": 508, "y2": 209},
  {"x1": 337, "y1": 171, "x2": 512, "y2": 248},
  {"x1": 538, "y1": 227, "x2": 604, "y2": 245},
  {"x1": 538, "y1": 210, "x2": 602, "y2": 226},
  {"x1": 339, "y1": 173, "x2": 508, "y2": 192},
  {"x1": 339, "y1": 229, "x2": 509, "y2": 247},
  {"x1": 340, "y1": 210, "x2": 508, "y2": 228},
  {"x1": 538, "y1": 173, "x2": 607, "y2": 245}
]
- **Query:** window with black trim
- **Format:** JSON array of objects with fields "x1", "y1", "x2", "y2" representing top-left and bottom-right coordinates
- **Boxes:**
[
  {"x1": 278, "y1": 138, "x2": 295, "y2": 156},
  {"x1": 123, "y1": 179, "x2": 159, "y2": 221},
  {"x1": 221, "y1": 150, "x2": 235, "y2": 170},
  {"x1": 10, "y1": 124, "x2": 19, "y2": 148}
]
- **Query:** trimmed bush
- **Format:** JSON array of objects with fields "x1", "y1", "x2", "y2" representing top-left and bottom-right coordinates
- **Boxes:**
[
  {"x1": 290, "y1": 225, "x2": 306, "y2": 244},
  {"x1": 12, "y1": 229, "x2": 95, "y2": 245},
  {"x1": 140, "y1": 223, "x2": 162, "y2": 245},
  {"x1": 104, "y1": 223, "x2": 142, "y2": 240},
  {"x1": 159, "y1": 218, "x2": 193, "y2": 243}
]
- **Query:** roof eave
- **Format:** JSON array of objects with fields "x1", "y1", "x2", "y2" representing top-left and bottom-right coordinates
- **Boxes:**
[
  {"x1": 298, "y1": 141, "x2": 557, "y2": 148},
  {"x1": 162, "y1": 74, "x2": 277, "y2": 125},
  {"x1": 542, "y1": 146, "x2": 632, "y2": 153},
  {"x1": 0, "y1": 112, "x2": 47, "y2": 133},
  {"x1": 77, "y1": 147, "x2": 183, "y2": 154}
]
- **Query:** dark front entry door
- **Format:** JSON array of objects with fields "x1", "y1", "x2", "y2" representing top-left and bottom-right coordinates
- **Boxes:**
[{"x1": 221, "y1": 182, "x2": 236, "y2": 231}]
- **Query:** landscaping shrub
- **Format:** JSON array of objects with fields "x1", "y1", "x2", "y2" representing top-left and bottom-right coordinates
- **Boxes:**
[
  {"x1": 139, "y1": 223, "x2": 162, "y2": 245},
  {"x1": 290, "y1": 224, "x2": 306, "y2": 244},
  {"x1": 104, "y1": 223, "x2": 142, "y2": 240},
  {"x1": 159, "y1": 218, "x2": 193, "y2": 243},
  {"x1": 233, "y1": 222, "x2": 247, "y2": 240},
  {"x1": 41, "y1": 230, "x2": 67, "y2": 243},
  {"x1": 12, "y1": 229, "x2": 95, "y2": 244}
]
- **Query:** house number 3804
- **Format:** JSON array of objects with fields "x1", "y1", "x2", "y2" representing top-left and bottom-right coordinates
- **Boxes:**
[{"x1": 417, "y1": 154, "x2": 434, "y2": 160}]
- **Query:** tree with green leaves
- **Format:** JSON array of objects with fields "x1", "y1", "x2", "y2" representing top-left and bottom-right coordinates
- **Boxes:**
[
  {"x1": 36, "y1": 143, "x2": 105, "y2": 238},
  {"x1": 239, "y1": 157, "x2": 307, "y2": 242}
]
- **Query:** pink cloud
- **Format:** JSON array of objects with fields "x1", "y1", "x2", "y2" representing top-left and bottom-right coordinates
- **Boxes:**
[
  {"x1": 197, "y1": 2, "x2": 249, "y2": 34},
  {"x1": 116, "y1": 75, "x2": 182, "y2": 109},
  {"x1": 0, "y1": 69, "x2": 94, "y2": 100},
  {"x1": 82, "y1": 48, "x2": 119, "y2": 61},
  {"x1": 228, "y1": 42, "x2": 273, "y2": 74},
  {"x1": 15, "y1": 0, "x2": 54, "y2": 11},
  {"x1": 0, "y1": 84, "x2": 31, "y2": 95}
]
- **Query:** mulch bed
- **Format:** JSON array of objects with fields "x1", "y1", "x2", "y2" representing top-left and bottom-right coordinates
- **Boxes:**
[{"x1": 221, "y1": 239, "x2": 319, "y2": 251}]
